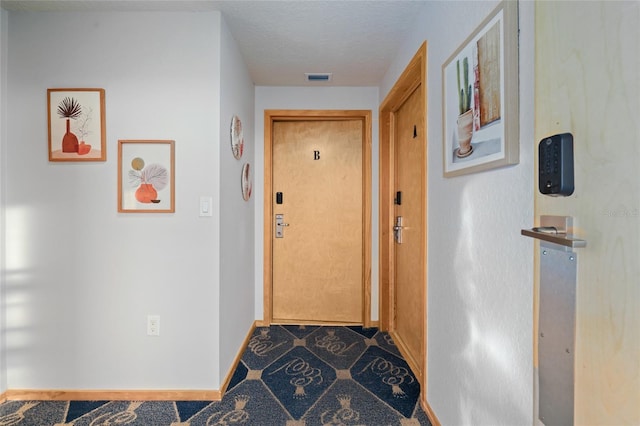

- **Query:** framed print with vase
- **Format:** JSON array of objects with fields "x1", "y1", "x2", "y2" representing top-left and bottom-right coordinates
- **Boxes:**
[
  {"x1": 118, "y1": 140, "x2": 175, "y2": 213},
  {"x1": 47, "y1": 88, "x2": 106, "y2": 161},
  {"x1": 442, "y1": 0, "x2": 519, "y2": 177}
]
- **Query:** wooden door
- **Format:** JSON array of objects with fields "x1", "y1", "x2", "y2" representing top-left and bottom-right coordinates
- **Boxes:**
[
  {"x1": 393, "y1": 84, "x2": 425, "y2": 380},
  {"x1": 379, "y1": 42, "x2": 428, "y2": 414},
  {"x1": 535, "y1": 2, "x2": 639, "y2": 424},
  {"x1": 271, "y1": 119, "x2": 364, "y2": 323}
]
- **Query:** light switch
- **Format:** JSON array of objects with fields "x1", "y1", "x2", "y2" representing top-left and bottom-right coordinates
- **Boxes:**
[{"x1": 199, "y1": 196, "x2": 213, "y2": 217}]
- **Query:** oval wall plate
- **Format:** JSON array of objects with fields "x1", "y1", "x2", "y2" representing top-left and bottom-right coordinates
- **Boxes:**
[
  {"x1": 241, "y1": 162, "x2": 252, "y2": 201},
  {"x1": 230, "y1": 114, "x2": 244, "y2": 160}
]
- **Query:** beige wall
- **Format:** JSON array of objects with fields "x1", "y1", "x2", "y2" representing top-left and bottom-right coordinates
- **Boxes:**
[{"x1": 535, "y1": 1, "x2": 640, "y2": 424}]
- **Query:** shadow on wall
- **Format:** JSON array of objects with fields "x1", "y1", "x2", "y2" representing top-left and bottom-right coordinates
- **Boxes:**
[
  {"x1": 443, "y1": 181, "x2": 530, "y2": 424},
  {"x1": 3, "y1": 274, "x2": 38, "y2": 386},
  {"x1": 4, "y1": 205, "x2": 41, "y2": 387}
]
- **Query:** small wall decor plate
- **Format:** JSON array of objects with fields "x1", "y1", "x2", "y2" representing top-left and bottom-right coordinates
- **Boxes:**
[
  {"x1": 230, "y1": 114, "x2": 244, "y2": 160},
  {"x1": 241, "y1": 163, "x2": 252, "y2": 201}
]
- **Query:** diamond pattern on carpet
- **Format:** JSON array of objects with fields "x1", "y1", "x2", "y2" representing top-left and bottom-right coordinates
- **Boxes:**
[
  {"x1": 242, "y1": 326, "x2": 295, "y2": 369},
  {"x1": 347, "y1": 325, "x2": 379, "y2": 339},
  {"x1": 262, "y1": 346, "x2": 337, "y2": 419},
  {"x1": 375, "y1": 329, "x2": 403, "y2": 358},
  {"x1": 351, "y1": 345, "x2": 421, "y2": 418},
  {"x1": 304, "y1": 378, "x2": 411, "y2": 425},
  {"x1": 66, "y1": 401, "x2": 110, "y2": 422},
  {"x1": 281, "y1": 325, "x2": 320, "y2": 339},
  {"x1": 174, "y1": 401, "x2": 213, "y2": 423},
  {"x1": 0, "y1": 326, "x2": 431, "y2": 425},
  {"x1": 189, "y1": 380, "x2": 291, "y2": 425},
  {"x1": 306, "y1": 327, "x2": 368, "y2": 370}
]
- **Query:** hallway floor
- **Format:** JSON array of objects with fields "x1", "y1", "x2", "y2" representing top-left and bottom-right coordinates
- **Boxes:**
[{"x1": 0, "y1": 325, "x2": 431, "y2": 425}]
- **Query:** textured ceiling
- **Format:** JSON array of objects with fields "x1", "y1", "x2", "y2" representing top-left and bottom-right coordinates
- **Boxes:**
[{"x1": 0, "y1": 0, "x2": 428, "y2": 86}]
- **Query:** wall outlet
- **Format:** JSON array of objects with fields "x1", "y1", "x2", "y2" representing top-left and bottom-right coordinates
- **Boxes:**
[{"x1": 147, "y1": 315, "x2": 160, "y2": 336}]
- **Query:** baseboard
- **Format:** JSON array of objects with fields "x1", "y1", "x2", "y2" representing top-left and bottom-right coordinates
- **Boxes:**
[
  {"x1": 365, "y1": 319, "x2": 380, "y2": 328},
  {"x1": 3, "y1": 322, "x2": 260, "y2": 403},
  {"x1": 218, "y1": 320, "x2": 258, "y2": 397},
  {"x1": 389, "y1": 330, "x2": 423, "y2": 387},
  {"x1": 422, "y1": 397, "x2": 441, "y2": 426},
  {"x1": 4, "y1": 389, "x2": 220, "y2": 401},
  {"x1": 257, "y1": 319, "x2": 379, "y2": 328}
]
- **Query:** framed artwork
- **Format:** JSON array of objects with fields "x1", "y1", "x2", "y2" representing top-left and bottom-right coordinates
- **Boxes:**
[
  {"x1": 47, "y1": 88, "x2": 106, "y2": 162},
  {"x1": 242, "y1": 162, "x2": 252, "y2": 201},
  {"x1": 442, "y1": 0, "x2": 519, "y2": 177},
  {"x1": 118, "y1": 140, "x2": 175, "y2": 213}
]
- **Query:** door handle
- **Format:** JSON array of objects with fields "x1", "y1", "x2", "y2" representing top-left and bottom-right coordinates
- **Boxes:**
[
  {"x1": 275, "y1": 214, "x2": 289, "y2": 238},
  {"x1": 394, "y1": 216, "x2": 404, "y2": 244}
]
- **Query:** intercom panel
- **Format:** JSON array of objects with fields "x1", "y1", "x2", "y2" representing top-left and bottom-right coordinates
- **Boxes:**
[{"x1": 539, "y1": 133, "x2": 574, "y2": 196}]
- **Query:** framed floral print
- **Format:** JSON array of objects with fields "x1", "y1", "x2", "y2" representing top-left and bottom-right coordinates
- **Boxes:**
[{"x1": 118, "y1": 140, "x2": 175, "y2": 213}]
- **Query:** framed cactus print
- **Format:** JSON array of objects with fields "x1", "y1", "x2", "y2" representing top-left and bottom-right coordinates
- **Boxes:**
[
  {"x1": 442, "y1": 0, "x2": 519, "y2": 177},
  {"x1": 47, "y1": 88, "x2": 106, "y2": 161},
  {"x1": 118, "y1": 140, "x2": 175, "y2": 213}
]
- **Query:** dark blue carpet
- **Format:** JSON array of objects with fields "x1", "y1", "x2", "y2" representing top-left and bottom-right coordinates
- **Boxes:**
[{"x1": 0, "y1": 326, "x2": 431, "y2": 425}]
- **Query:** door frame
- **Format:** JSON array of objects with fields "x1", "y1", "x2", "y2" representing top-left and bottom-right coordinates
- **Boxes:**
[
  {"x1": 379, "y1": 42, "x2": 428, "y2": 401},
  {"x1": 263, "y1": 110, "x2": 372, "y2": 326}
]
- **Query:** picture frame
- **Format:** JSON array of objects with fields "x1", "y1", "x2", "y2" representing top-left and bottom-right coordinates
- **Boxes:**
[
  {"x1": 442, "y1": 0, "x2": 519, "y2": 177},
  {"x1": 118, "y1": 140, "x2": 175, "y2": 213},
  {"x1": 47, "y1": 88, "x2": 106, "y2": 162}
]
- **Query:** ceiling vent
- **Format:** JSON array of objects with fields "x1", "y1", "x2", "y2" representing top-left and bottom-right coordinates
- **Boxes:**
[{"x1": 305, "y1": 73, "x2": 333, "y2": 83}]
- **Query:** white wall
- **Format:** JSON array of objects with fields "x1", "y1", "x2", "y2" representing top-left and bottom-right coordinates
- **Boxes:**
[
  {"x1": 380, "y1": 1, "x2": 535, "y2": 425},
  {"x1": 253, "y1": 86, "x2": 380, "y2": 321},
  {"x1": 218, "y1": 17, "x2": 255, "y2": 378},
  {"x1": 5, "y1": 11, "x2": 223, "y2": 390},
  {"x1": 0, "y1": 8, "x2": 6, "y2": 395}
]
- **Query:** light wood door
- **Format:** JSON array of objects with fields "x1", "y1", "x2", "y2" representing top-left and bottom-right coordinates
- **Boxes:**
[
  {"x1": 271, "y1": 119, "x2": 363, "y2": 323},
  {"x1": 393, "y1": 85, "x2": 425, "y2": 380},
  {"x1": 535, "y1": 2, "x2": 639, "y2": 424}
]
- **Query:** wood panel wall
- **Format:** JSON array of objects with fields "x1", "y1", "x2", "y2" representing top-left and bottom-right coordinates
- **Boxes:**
[{"x1": 534, "y1": 2, "x2": 639, "y2": 424}]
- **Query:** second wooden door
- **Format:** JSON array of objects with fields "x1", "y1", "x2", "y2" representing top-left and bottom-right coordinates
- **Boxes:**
[
  {"x1": 393, "y1": 83, "x2": 426, "y2": 382},
  {"x1": 271, "y1": 119, "x2": 364, "y2": 323}
]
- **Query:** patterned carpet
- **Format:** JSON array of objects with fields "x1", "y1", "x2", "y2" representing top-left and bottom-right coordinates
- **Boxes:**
[{"x1": 0, "y1": 325, "x2": 431, "y2": 425}]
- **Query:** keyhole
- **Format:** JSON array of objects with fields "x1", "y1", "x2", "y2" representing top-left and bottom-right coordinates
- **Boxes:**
[{"x1": 413, "y1": 125, "x2": 417, "y2": 138}]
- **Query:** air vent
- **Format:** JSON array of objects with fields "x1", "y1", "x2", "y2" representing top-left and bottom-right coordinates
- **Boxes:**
[{"x1": 305, "y1": 73, "x2": 333, "y2": 82}]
